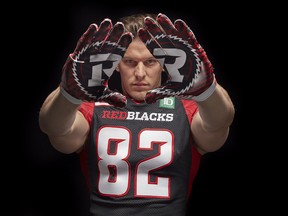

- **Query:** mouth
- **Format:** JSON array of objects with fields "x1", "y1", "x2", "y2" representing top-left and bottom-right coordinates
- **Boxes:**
[{"x1": 132, "y1": 83, "x2": 149, "y2": 90}]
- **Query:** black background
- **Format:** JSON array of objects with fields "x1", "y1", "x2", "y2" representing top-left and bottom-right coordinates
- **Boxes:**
[{"x1": 4, "y1": 1, "x2": 248, "y2": 215}]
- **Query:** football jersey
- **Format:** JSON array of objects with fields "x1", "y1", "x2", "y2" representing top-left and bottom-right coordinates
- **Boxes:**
[{"x1": 79, "y1": 97, "x2": 201, "y2": 216}]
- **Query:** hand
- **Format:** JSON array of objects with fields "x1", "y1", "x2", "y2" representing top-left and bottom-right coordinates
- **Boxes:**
[
  {"x1": 61, "y1": 19, "x2": 133, "y2": 107},
  {"x1": 138, "y1": 13, "x2": 216, "y2": 103}
]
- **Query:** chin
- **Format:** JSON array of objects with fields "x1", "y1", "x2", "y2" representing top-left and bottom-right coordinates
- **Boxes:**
[{"x1": 130, "y1": 93, "x2": 146, "y2": 102}]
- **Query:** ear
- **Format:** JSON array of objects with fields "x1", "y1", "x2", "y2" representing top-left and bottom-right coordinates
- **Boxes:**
[{"x1": 115, "y1": 65, "x2": 120, "y2": 72}]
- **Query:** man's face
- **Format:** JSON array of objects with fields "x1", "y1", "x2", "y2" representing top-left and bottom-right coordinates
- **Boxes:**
[{"x1": 117, "y1": 37, "x2": 163, "y2": 102}]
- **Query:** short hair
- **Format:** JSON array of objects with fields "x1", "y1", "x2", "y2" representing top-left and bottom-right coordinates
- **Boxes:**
[
  {"x1": 120, "y1": 13, "x2": 157, "y2": 36},
  {"x1": 109, "y1": 13, "x2": 169, "y2": 92}
]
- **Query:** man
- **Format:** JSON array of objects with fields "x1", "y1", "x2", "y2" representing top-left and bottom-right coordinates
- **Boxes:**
[{"x1": 39, "y1": 13, "x2": 235, "y2": 216}]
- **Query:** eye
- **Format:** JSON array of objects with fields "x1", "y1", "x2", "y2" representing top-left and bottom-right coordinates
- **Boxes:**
[
  {"x1": 144, "y1": 59, "x2": 159, "y2": 66},
  {"x1": 123, "y1": 59, "x2": 137, "y2": 67}
]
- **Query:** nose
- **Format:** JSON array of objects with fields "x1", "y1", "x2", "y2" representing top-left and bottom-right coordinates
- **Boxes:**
[{"x1": 134, "y1": 62, "x2": 146, "y2": 79}]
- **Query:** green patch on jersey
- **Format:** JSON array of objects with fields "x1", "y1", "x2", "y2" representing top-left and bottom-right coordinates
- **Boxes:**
[{"x1": 159, "y1": 97, "x2": 175, "y2": 109}]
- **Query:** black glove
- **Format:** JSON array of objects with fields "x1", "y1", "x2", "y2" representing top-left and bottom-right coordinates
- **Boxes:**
[
  {"x1": 61, "y1": 19, "x2": 133, "y2": 107},
  {"x1": 138, "y1": 13, "x2": 216, "y2": 104}
]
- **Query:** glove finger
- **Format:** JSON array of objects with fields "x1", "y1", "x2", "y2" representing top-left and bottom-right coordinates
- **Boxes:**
[
  {"x1": 98, "y1": 87, "x2": 127, "y2": 107},
  {"x1": 138, "y1": 27, "x2": 160, "y2": 49},
  {"x1": 96, "y1": 22, "x2": 126, "y2": 77},
  {"x1": 174, "y1": 19, "x2": 214, "y2": 74},
  {"x1": 117, "y1": 32, "x2": 133, "y2": 52},
  {"x1": 103, "y1": 25, "x2": 133, "y2": 58},
  {"x1": 74, "y1": 19, "x2": 113, "y2": 62},
  {"x1": 156, "y1": 13, "x2": 181, "y2": 38},
  {"x1": 138, "y1": 28, "x2": 165, "y2": 59},
  {"x1": 73, "y1": 24, "x2": 98, "y2": 55},
  {"x1": 92, "y1": 18, "x2": 113, "y2": 46},
  {"x1": 110, "y1": 32, "x2": 133, "y2": 60},
  {"x1": 101, "y1": 31, "x2": 133, "y2": 79},
  {"x1": 101, "y1": 30, "x2": 131, "y2": 106},
  {"x1": 144, "y1": 16, "x2": 175, "y2": 49},
  {"x1": 100, "y1": 22, "x2": 125, "y2": 52},
  {"x1": 145, "y1": 87, "x2": 176, "y2": 104},
  {"x1": 174, "y1": 19, "x2": 199, "y2": 49},
  {"x1": 105, "y1": 31, "x2": 134, "y2": 71}
]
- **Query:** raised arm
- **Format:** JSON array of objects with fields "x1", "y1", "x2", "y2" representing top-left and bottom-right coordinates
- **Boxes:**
[
  {"x1": 138, "y1": 13, "x2": 235, "y2": 153},
  {"x1": 39, "y1": 19, "x2": 133, "y2": 153},
  {"x1": 191, "y1": 84, "x2": 235, "y2": 153},
  {"x1": 39, "y1": 87, "x2": 89, "y2": 153}
]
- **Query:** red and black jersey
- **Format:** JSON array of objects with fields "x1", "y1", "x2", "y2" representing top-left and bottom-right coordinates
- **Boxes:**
[{"x1": 79, "y1": 97, "x2": 201, "y2": 216}]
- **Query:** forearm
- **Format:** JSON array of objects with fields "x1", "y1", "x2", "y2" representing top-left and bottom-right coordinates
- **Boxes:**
[
  {"x1": 39, "y1": 86, "x2": 81, "y2": 136},
  {"x1": 196, "y1": 84, "x2": 235, "y2": 132}
]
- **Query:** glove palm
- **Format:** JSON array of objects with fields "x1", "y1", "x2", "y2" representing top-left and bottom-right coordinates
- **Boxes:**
[
  {"x1": 61, "y1": 19, "x2": 132, "y2": 107},
  {"x1": 138, "y1": 13, "x2": 216, "y2": 103}
]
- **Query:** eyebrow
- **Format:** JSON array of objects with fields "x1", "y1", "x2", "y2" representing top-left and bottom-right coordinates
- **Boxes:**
[{"x1": 122, "y1": 57, "x2": 157, "y2": 61}]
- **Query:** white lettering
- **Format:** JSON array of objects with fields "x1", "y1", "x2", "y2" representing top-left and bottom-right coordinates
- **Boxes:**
[
  {"x1": 126, "y1": 112, "x2": 135, "y2": 120},
  {"x1": 123, "y1": 112, "x2": 174, "y2": 122}
]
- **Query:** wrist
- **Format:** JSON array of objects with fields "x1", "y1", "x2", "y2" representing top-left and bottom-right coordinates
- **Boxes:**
[
  {"x1": 60, "y1": 86, "x2": 83, "y2": 105},
  {"x1": 192, "y1": 77, "x2": 217, "y2": 102}
]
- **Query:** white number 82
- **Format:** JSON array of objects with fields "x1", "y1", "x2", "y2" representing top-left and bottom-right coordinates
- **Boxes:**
[{"x1": 97, "y1": 126, "x2": 173, "y2": 198}]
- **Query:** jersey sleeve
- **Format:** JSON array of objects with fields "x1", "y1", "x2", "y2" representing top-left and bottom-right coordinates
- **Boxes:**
[
  {"x1": 78, "y1": 102, "x2": 94, "y2": 191},
  {"x1": 78, "y1": 102, "x2": 95, "y2": 125},
  {"x1": 181, "y1": 99, "x2": 202, "y2": 195},
  {"x1": 181, "y1": 99, "x2": 198, "y2": 124}
]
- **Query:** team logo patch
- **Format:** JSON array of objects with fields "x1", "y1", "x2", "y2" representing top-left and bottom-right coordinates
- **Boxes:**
[{"x1": 159, "y1": 97, "x2": 175, "y2": 109}]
